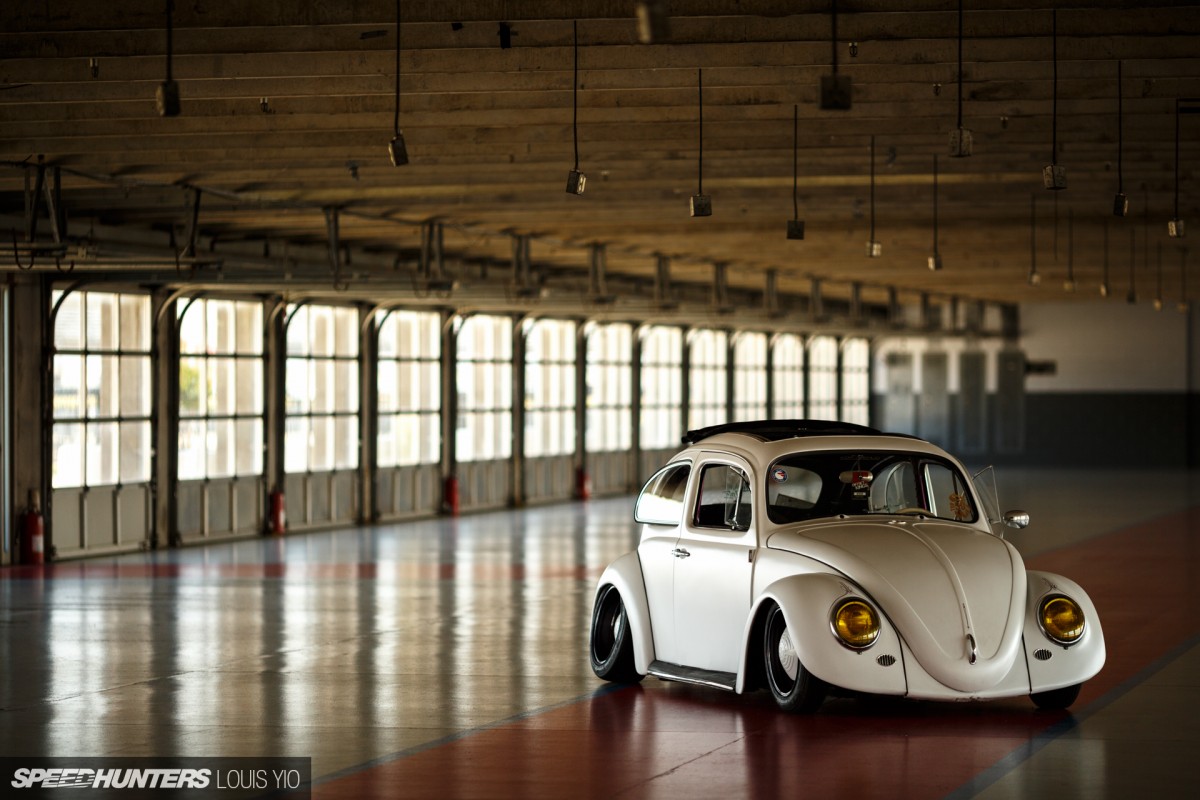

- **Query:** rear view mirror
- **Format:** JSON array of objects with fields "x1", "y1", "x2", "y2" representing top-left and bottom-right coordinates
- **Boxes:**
[{"x1": 1003, "y1": 510, "x2": 1030, "y2": 530}]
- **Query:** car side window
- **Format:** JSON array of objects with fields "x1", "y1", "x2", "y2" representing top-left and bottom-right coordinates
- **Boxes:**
[
  {"x1": 869, "y1": 461, "x2": 921, "y2": 513},
  {"x1": 693, "y1": 464, "x2": 751, "y2": 531},
  {"x1": 634, "y1": 463, "x2": 691, "y2": 525},
  {"x1": 924, "y1": 462, "x2": 976, "y2": 521}
]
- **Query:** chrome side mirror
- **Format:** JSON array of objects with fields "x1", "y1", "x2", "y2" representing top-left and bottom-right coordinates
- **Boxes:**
[{"x1": 1002, "y1": 510, "x2": 1030, "y2": 530}]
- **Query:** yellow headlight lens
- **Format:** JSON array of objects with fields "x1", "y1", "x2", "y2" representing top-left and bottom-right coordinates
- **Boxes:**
[
  {"x1": 832, "y1": 599, "x2": 880, "y2": 649},
  {"x1": 1039, "y1": 595, "x2": 1085, "y2": 644}
]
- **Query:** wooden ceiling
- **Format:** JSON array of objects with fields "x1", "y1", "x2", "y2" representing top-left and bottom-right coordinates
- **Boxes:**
[{"x1": 2, "y1": 1, "x2": 1198, "y2": 316}]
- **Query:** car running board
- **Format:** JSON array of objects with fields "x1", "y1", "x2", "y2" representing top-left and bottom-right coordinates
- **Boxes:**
[{"x1": 648, "y1": 660, "x2": 737, "y2": 692}]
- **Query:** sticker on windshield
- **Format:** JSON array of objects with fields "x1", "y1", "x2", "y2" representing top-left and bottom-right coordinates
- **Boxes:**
[{"x1": 772, "y1": 468, "x2": 788, "y2": 483}]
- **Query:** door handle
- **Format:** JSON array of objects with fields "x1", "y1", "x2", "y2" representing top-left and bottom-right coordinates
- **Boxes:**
[{"x1": 672, "y1": 548, "x2": 691, "y2": 559}]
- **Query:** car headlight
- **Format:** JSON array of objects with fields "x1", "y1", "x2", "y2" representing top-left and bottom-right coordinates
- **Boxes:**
[
  {"x1": 1039, "y1": 594, "x2": 1086, "y2": 645},
  {"x1": 831, "y1": 598, "x2": 880, "y2": 649}
]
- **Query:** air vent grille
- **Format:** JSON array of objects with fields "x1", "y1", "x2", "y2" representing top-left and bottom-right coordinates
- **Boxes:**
[
  {"x1": 876, "y1": 654, "x2": 897, "y2": 667},
  {"x1": 1034, "y1": 649, "x2": 1052, "y2": 661}
]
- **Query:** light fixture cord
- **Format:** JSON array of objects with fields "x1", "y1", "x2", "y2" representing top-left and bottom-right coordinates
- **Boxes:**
[
  {"x1": 831, "y1": 0, "x2": 839, "y2": 74},
  {"x1": 165, "y1": 0, "x2": 174, "y2": 82},
  {"x1": 1129, "y1": 227, "x2": 1136, "y2": 297},
  {"x1": 1051, "y1": 9, "x2": 1057, "y2": 165},
  {"x1": 1157, "y1": 241, "x2": 1163, "y2": 302},
  {"x1": 393, "y1": 0, "x2": 402, "y2": 136},
  {"x1": 1175, "y1": 98, "x2": 1182, "y2": 219},
  {"x1": 869, "y1": 134, "x2": 876, "y2": 241},
  {"x1": 792, "y1": 105, "x2": 799, "y2": 220},
  {"x1": 1117, "y1": 60, "x2": 1124, "y2": 194},
  {"x1": 1030, "y1": 194, "x2": 1037, "y2": 280},
  {"x1": 1102, "y1": 219, "x2": 1109, "y2": 290},
  {"x1": 956, "y1": 0, "x2": 963, "y2": 129},
  {"x1": 1067, "y1": 206, "x2": 1074, "y2": 283},
  {"x1": 697, "y1": 68, "x2": 703, "y2": 195},
  {"x1": 573, "y1": 20, "x2": 580, "y2": 170},
  {"x1": 932, "y1": 154, "x2": 939, "y2": 255}
]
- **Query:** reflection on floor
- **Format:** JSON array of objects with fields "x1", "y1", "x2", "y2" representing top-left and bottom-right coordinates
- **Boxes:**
[{"x1": 2, "y1": 468, "x2": 1198, "y2": 799}]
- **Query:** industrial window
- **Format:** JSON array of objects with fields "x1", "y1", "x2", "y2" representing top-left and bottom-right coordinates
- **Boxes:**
[
  {"x1": 524, "y1": 319, "x2": 576, "y2": 459},
  {"x1": 841, "y1": 338, "x2": 870, "y2": 426},
  {"x1": 639, "y1": 326, "x2": 682, "y2": 450},
  {"x1": 688, "y1": 328, "x2": 728, "y2": 430},
  {"x1": 772, "y1": 333, "x2": 805, "y2": 418},
  {"x1": 377, "y1": 310, "x2": 441, "y2": 468},
  {"x1": 585, "y1": 322, "x2": 632, "y2": 453},
  {"x1": 808, "y1": 335, "x2": 839, "y2": 421},
  {"x1": 51, "y1": 291, "x2": 152, "y2": 488},
  {"x1": 284, "y1": 304, "x2": 359, "y2": 473},
  {"x1": 732, "y1": 332, "x2": 768, "y2": 422},
  {"x1": 178, "y1": 298, "x2": 264, "y2": 480},
  {"x1": 456, "y1": 314, "x2": 513, "y2": 462}
]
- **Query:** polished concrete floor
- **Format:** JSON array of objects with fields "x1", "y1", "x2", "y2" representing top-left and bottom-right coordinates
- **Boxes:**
[{"x1": 2, "y1": 468, "x2": 1199, "y2": 798}]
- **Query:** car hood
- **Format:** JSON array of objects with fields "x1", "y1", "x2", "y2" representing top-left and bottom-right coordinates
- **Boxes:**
[{"x1": 767, "y1": 517, "x2": 1027, "y2": 693}]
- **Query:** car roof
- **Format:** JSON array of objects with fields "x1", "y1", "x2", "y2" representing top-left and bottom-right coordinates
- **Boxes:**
[
  {"x1": 676, "y1": 420, "x2": 957, "y2": 470},
  {"x1": 681, "y1": 419, "x2": 921, "y2": 446}
]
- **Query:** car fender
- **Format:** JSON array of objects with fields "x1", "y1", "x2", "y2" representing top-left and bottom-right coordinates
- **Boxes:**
[
  {"x1": 596, "y1": 551, "x2": 656, "y2": 675},
  {"x1": 736, "y1": 573, "x2": 907, "y2": 696},
  {"x1": 1024, "y1": 570, "x2": 1106, "y2": 692}
]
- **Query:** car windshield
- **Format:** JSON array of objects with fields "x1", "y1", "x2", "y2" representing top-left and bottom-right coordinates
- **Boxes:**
[{"x1": 766, "y1": 451, "x2": 978, "y2": 525}]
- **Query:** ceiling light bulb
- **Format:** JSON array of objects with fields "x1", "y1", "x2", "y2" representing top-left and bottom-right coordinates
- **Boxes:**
[
  {"x1": 1168, "y1": 219, "x2": 1186, "y2": 238},
  {"x1": 867, "y1": 241, "x2": 882, "y2": 258}
]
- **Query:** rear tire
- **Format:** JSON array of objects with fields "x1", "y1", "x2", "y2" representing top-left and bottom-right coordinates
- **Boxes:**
[
  {"x1": 590, "y1": 585, "x2": 644, "y2": 684},
  {"x1": 1032, "y1": 683, "x2": 1081, "y2": 710},
  {"x1": 763, "y1": 602, "x2": 825, "y2": 713}
]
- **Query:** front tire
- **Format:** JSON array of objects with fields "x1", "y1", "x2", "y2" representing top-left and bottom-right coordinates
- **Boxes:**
[
  {"x1": 1032, "y1": 683, "x2": 1081, "y2": 710},
  {"x1": 763, "y1": 602, "x2": 825, "y2": 713},
  {"x1": 590, "y1": 585, "x2": 644, "y2": 684}
]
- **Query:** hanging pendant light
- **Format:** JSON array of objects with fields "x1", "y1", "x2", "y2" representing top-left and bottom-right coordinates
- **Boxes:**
[
  {"x1": 1169, "y1": 98, "x2": 1198, "y2": 237},
  {"x1": 388, "y1": 0, "x2": 409, "y2": 165},
  {"x1": 949, "y1": 0, "x2": 972, "y2": 157},
  {"x1": 867, "y1": 135, "x2": 881, "y2": 256},
  {"x1": 1028, "y1": 194, "x2": 1041, "y2": 285},
  {"x1": 928, "y1": 155, "x2": 942, "y2": 270},
  {"x1": 1064, "y1": 206, "x2": 1076, "y2": 291},
  {"x1": 1100, "y1": 220, "x2": 1110, "y2": 297},
  {"x1": 1179, "y1": 247, "x2": 1191, "y2": 313},
  {"x1": 155, "y1": 0, "x2": 181, "y2": 116},
  {"x1": 1113, "y1": 61, "x2": 1127, "y2": 215},
  {"x1": 787, "y1": 105, "x2": 804, "y2": 238},
  {"x1": 1154, "y1": 242, "x2": 1164, "y2": 310},
  {"x1": 1042, "y1": 10, "x2": 1066, "y2": 190},
  {"x1": 566, "y1": 20, "x2": 586, "y2": 194},
  {"x1": 690, "y1": 69, "x2": 711, "y2": 216}
]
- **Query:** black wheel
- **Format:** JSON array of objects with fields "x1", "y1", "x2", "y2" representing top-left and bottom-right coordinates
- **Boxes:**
[
  {"x1": 1032, "y1": 683, "x2": 1081, "y2": 710},
  {"x1": 590, "y1": 585, "x2": 644, "y2": 683},
  {"x1": 763, "y1": 602, "x2": 825, "y2": 713}
]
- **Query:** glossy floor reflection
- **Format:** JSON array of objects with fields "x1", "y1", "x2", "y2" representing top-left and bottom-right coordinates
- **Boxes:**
[{"x1": 2, "y1": 469, "x2": 1198, "y2": 799}]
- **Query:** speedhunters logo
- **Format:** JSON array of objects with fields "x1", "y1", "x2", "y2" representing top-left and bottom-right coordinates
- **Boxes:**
[
  {"x1": 1, "y1": 758, "x2": 310, "y2": 798},
  {"x1": 12, "y1": 768, "x2": 211, "y2": 789}
]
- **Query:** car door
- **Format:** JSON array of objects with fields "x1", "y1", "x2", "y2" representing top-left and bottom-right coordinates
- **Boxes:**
[
  {"x1": 634, "y1": 461, "x2": 692, "y2": 664},
  {"x1": 671, "y1": 457, "x2": 756, "y2": 674}
]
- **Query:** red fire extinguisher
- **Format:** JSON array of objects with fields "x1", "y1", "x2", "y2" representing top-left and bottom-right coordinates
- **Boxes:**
[
  {"x1": 443, "y1": 474, "x2": 460, "y2": 517},
  {"x1": 20, "y1": 489, "x2": 45, "y2": 566},
  {"x1": 268, "y1": 487, "x2": 286, "y2": 536}
]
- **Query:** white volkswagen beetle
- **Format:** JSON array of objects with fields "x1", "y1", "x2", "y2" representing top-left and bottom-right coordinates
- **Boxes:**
[{"x1": 590, "y1": 420, "x2": 1105, "y2": 712}]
